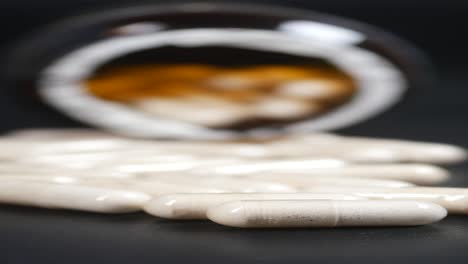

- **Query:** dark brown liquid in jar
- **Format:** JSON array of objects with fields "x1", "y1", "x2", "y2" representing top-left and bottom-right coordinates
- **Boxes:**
[{"x1": 84, "y1": 46, "x2": 357, "y2": 130}]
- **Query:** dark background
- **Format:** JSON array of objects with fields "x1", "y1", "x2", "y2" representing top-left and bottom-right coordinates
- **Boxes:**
[{"x1": 0, "y1": 1, "x2": 467, "y2": 263}]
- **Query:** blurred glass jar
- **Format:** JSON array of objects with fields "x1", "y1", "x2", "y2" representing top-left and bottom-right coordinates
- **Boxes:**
[{"x1": 3, "y1": 3, "x2": 433, "y2": 140}]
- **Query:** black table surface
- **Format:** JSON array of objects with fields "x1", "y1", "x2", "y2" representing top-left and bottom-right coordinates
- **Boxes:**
[{"x1": 1, "y1": 0, "x2": 468, "y2": 263}]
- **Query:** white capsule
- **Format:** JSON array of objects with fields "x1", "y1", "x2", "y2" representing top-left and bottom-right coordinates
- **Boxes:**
[
  {"x1": 283, "y1": 164, "x2": 449, "y2": 185},
  {"x1": 342, "y1": 136, "x2": 468, "y2": 164},
  {"x1": 275, "y1": 133, "x2": 342, "y2": 144},
  {"x1": 110, "y1": 158, "x2": 239, "y2": 174},
  {"x1": 305, "y1": 186, "x2": 468, "y2": 214},
  {"x1": 210, "y1": 162, "x2": 448, "y2": 185},
  {"x1": 207, "y1": 200, "x2": 447, "y2": 228},
  {"x1": 0, "y1": 164, "x2": 132, "y2": 179},
  {"x1": 0, "y1": 179, "x2": 151, "y2": 213},
  {"x1": 136, "y1": 174, "x2": 297, "y2": 193},
  {"x1": 206, "y1": 158, "x2": 346, "y2": 175},
  {"x1": 17, "y1": 153, "x2": 131, "y2": 170},
  {"x1": 274, "y1": 134, "x2": 467, "y2": 164},
  {"x1": 0, "y1": 171, "x2": 229, "y2": 196},
  {"x1": 0, "y1": 138, "x2": 135, "y2": 160},
  {"x1": 246, "y1": 174, "x2": 414, "y2": 188},
  {"x1": 79, "y1": 178, "x2": 227, "y2": 196},
  {"x1": 0, "y1": 163, "x2": 70, "y2": 174},
  {"x1": 0, "y1": 174, "x2": 226, "y2": 197},
  {"x1": 0, "y1": 174, "x2": 79, "y2": 184},
  {"x1": 144, "y1": 193, "x2": 364, "y2": 219},
  {"x1": 127, "y1": 143, "x2": 269, "y2": 159}
]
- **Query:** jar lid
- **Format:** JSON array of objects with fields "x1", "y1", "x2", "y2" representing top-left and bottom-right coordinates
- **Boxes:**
[{"x1": 4, "y1": 3, "x2": 434, "y2": 140}]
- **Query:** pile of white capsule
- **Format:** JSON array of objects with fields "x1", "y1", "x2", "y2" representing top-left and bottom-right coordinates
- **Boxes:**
[{"x1": 0, "y1": 129, "x2": 467, "y2": 228}]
